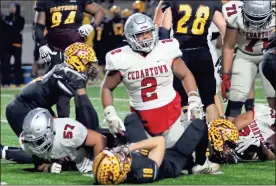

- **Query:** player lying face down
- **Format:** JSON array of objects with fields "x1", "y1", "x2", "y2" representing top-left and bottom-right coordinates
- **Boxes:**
[
  {"x1": 5, "y1": 42, "x2": 99, "y2": 137},
  {"x1": 20, "y1": 106, "x2": 105, "y2": 174},
  {"x1": 208, "y1": 105, "x2": 276, "y2": 164},
  {"x1": 93, "y1": 119, "x2": 220, "y2": 185}
]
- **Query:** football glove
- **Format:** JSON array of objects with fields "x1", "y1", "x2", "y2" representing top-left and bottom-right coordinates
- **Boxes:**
[
  {"x1": 50, "y1": 163, "x2": 62, "y2": 174},
  {"x1": 221, "y1": 73, "x2": 231, "y2": 101},
  {"x1": 187, "y1": 95, "x2": 204, "y2": 121},
  {"x1": 78, "y1": 24, "x2": 94, "y2": 37},
  {"x1": 39, "y1": 45, "x2": 57, "y2": 63},
  {"x1": 104, "y1": 106, "x2": 125, "y2": 137},
  {"x1": 235, "y1": 136, "x2": 261, "y2": 154}
]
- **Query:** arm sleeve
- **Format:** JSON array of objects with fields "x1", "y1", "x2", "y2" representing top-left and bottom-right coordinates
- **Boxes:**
[{"x1": 34, "y1": 23, "x2": 47, "y2": 47}]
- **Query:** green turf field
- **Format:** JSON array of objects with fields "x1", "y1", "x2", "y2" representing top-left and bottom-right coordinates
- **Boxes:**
[{"x1": 1, "y1": 79, "x2": 275, "y2": 185}]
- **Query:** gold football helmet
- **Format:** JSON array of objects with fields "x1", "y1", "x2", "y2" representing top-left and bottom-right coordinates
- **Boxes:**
[
  {"x1": 121, "y1": 8, "x2": 132, "y2": 18},
  {"x1": 93, "y1": 147, "x2": 132, "y2": 185},
  {"x1": 64, "y1": 42, "x2": 98, "y2": 81},
  {"x1": 110, "y1": 5, "x2": 121, "y2": 17},
  {"x1": 132, "y1": 0, "x2": 145, "y2": 13},
  {"x1": 208, "y1": 119, "x2": 239, "y2": 152}
]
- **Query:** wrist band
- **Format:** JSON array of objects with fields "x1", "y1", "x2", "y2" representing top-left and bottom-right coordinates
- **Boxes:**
[
  {"x1": 90, "y1": 22, "x2": 97, "y2": 28},
  {"x1": 188, "y1": 91, "x2": 199, "y2": 97}
]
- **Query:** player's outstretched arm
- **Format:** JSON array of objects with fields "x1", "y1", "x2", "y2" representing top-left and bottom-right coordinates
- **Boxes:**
[
  {"x1": 232, "y1": 111, "x2": 253, "y2": 130},
  {"x1": 160, "y1": 7, "x2": 172, "y2": 30},
  {"x1": 172, "y1": 58, "x2": 198, "y2": 96},
  {"x1": 85, "y1": 2, "x2": 105, "y2": 26},
  {"x1": 153, "y1": 0, "x2": 164, "y2": 28},
  {"x1": 34, "y1": 11, "x2": 46, "y2": 47},
  {"x1": 129, "y1": 136, "x2": 165, "y2": 167}
]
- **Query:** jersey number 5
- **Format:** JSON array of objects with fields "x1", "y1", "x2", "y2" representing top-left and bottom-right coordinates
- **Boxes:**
[
  {"x1": 141, "y1": 77, "x2": 158, "y2": 102},
  {"x1": 51, "y1": 11, "x2": 76, "y2": 28},
  {"x1": 63, "y1": 124, "x2": 75, "y2": 139},
  {"x1": 177, "y1": 5, "x2": 210, "y2": 35}
]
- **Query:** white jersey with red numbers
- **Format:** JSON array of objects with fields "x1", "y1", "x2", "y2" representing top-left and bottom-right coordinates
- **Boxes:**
[
  {"x1": 239, "y1": 105, "x2": 275, "y2": 143},
  {"x1": 105, "y1": 38, "x2": 184, "y2": 140},
  {"x1": 222, "y1": 1, "x2": 275, "y2": 56},
  {"x1": 106, "y1": 38, "x2": 182, "y2": 111},
  {"x1": 20, "y1": 118, "x2": 93, "y2": 173}
]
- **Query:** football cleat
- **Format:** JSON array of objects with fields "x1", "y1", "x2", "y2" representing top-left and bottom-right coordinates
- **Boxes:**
[{"x1": 192, "y1": 158, "x2": 220, "y2": 174}]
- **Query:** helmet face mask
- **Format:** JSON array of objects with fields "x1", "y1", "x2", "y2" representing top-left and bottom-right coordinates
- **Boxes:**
[
  {"x1": 242, "y1": 0, "x2": 273, "y2": 30},
  {"x1": 22, "y1": 108, "x2": 55, "y2": 155},
  {"x1": 124, "y1": 13, "x2": 159, "y2": 53}
]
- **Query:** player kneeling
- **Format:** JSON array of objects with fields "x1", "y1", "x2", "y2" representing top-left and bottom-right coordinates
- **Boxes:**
[
  {"x1": 20, "y1": 108, "x2": 105, "y2": 174},
  {"x1": 93, "y1": 119, "x2": 219, "y2": 185}
]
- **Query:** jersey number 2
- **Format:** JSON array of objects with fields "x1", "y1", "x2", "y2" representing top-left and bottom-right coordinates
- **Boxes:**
[
  {"x1": 51, "y1": 11, "x2": 76, "y2": 28},
  {"x1": 176, "y1": 5, "x2": 210, "y2": 35},
  {"x1": 141, "y1": 77, "x2": 158, "y2": 102},
  {"x1": 63, "y1": 124, "x2": 75, "y2": 139}
]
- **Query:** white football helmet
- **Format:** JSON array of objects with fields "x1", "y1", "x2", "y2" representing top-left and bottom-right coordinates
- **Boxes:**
[
  {"x1": 124, "y1": 13, "x2": 158, "y2": 53},
  {"x1": 22, "y1": 108, "x2": 55, "y2": 154},
  {"x1": 242, "y1": 0, "x2": 273, "y2": 29}
]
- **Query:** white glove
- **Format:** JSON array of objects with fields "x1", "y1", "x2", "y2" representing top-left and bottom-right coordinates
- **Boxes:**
[
  {"x1": 78, "y1": 24, "x2": 94, "y2": 37},
  {"x1": 39, "y1": 45, "x2": 57, "y2": 63},
  {"x1": 50, "y1": 163, "x2": 62, "y2": 174},
  {"x1": 104, "y1": 106, "x2": 125, "y2": 137},
  {"x1": 235, "y1": 136, "x2": 261, "y2": 154},
  {"x1": 187, "y1": 95, "x2": 204, "y2": 121}
]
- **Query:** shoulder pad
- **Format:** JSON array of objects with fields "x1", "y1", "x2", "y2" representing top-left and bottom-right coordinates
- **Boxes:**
[
  {"x1": 158, "y1": 38, "x2": 182, "y2": 60},
  {"x1": 254, "y1": 104, "x2": 275, "y2": 126},
  {"x1": 105, "y1": 47, "x2": 128, "y2": 71},
  {"x1": 59, "y1": 119, "x2": 88, "y2": 148},
  {"x1": 222, "y1": 1, "x2": 243, "y2": 29}
]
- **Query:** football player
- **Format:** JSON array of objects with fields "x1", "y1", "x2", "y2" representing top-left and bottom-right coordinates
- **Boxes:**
[
  {"x1": 221, "y1": 0, "x2": 276, "y2": 119},
  {"x1": 154, "y1": 0, "x2": 226, "y2": 122},
  {"x1": 233, "y1": 104, "x2": 276, "y2": 161},
  {"x1": 93, "y1": 119, "x2": 221, "y2": 184},
  {"x1": 261, "y1": 29, "x2": 276, "y2": 91},
  {"x1": 101, "y1": 13, "x2": 220, "y2": 174},
  {"x1": 20, "y1": 106, "x2": 105, "y2": 174},
  {"x1": 5, "y1": 42, "x2": 99, "y2": 137}
]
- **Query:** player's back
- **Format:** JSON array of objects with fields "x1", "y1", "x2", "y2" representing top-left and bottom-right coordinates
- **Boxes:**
[
  {"x1": 34, "y1": 0, "x2": 91, "y2": 50},
  {"x1": 165, "y1": 0, "x2": 222, "y2": 49}
]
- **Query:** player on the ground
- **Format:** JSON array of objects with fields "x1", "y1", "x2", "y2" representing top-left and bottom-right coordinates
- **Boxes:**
[
  {"x1": 261, "y1": 29, "x2": 276, "y2": 91},
  {"x1": 5, "y1": 42, "x2": 99, "y2": 137},
  {"x1": 93, "y1": 118, "x2": 229, "y2": 184},
  {"x1": 221, "y1": 0, "x2": 276, "y2": 118},
  {"x1": 101, "y1": 13, "x2": 220, "y2": 174},
  {"x1": 33, "y1": 0, "x2": 105, "y2": 117},
  {"x1": 154, "y1": 0, "x2": 226, "y2": 122},
  {"x1": 20, "y1": 106, "x2": 105, "y2": 174}
]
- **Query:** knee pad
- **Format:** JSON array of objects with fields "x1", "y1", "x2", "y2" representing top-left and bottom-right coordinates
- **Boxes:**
[{"x1": 225, "y1": 100, "x2": 244, "y2": 117}]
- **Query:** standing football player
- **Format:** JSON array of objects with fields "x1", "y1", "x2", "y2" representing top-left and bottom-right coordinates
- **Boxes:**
[
  {"x1": 221, "y1": 0, "x2": 276, "y2": 119},
  {"x1": 33, "y1": 0, "x2": 105, "y2": 117},
  {"x1": 101, "y1": 13, "x2": 219, "y2": 174},
  {"x1": 5, "y1": 43, "x2": 99, "y2": 137},
  {"x1": 154, "y1": 0, "x2": 226, "y2": 122}
]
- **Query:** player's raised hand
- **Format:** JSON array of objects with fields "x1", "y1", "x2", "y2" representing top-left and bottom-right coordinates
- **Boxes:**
[
  {"x1": 221, "y1": 73, "x2": 231, "y2": 101},
  {"x1": 78, "y1": 24, "x2": 94, "y2": 37},
  {"x1": 104, "y1": 106, "x2": 125, "y2": 137},
  {"x1": 39, "y1": 45, "x2": 57, "y2": 63},
  {"x1": 187, "y1": 95, "x2": 204, "y2": 121},
  {"x1": 50, "y1": 163, "x2": 62, "y2": 174}
]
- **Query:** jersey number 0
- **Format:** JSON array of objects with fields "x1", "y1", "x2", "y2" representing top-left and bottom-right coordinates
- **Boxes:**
[{"x1": 176, "y1": 5, "x2": 210, "y2": 35}]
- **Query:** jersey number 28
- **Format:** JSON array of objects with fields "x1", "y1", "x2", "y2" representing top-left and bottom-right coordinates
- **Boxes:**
[{"x1": 177, "y1": 5, "x2": 210, "y2": 35}]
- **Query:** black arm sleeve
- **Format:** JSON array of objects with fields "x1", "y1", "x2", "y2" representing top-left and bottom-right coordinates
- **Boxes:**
[
  {"x1": 161, "y1": 1, "x2": 171, "y2": 12},
  {"x1": 158, "y1": 27, "x2": 171, "y2": 40},
  {"x1": 34, "y1": 23, "x2": 47, "y2": 47},
  {"x1": 75, "y1": 94, "x2": 99, "y2": 130}
]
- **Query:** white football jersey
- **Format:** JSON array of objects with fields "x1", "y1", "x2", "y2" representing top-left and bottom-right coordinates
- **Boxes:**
[
  {"x1": 105, "y1": 39, "x2": 182, "y2": 111},
  {"x1": 222, "y1": 1, "x2": 275, "y2": 55},
  {"x1": 21, "y1": 118, "x2": 93, "y2": 173},
  {"x1": 240, "y1": 105, "x2": 275, "y2": 143}
]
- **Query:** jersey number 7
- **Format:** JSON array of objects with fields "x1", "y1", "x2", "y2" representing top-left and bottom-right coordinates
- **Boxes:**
[
  {"x1": 51, "y1": 11, "x2": 76, "y2": 28},
  {"x1": 176, "y1": 5, "x2": 210, "y2": 35}
]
